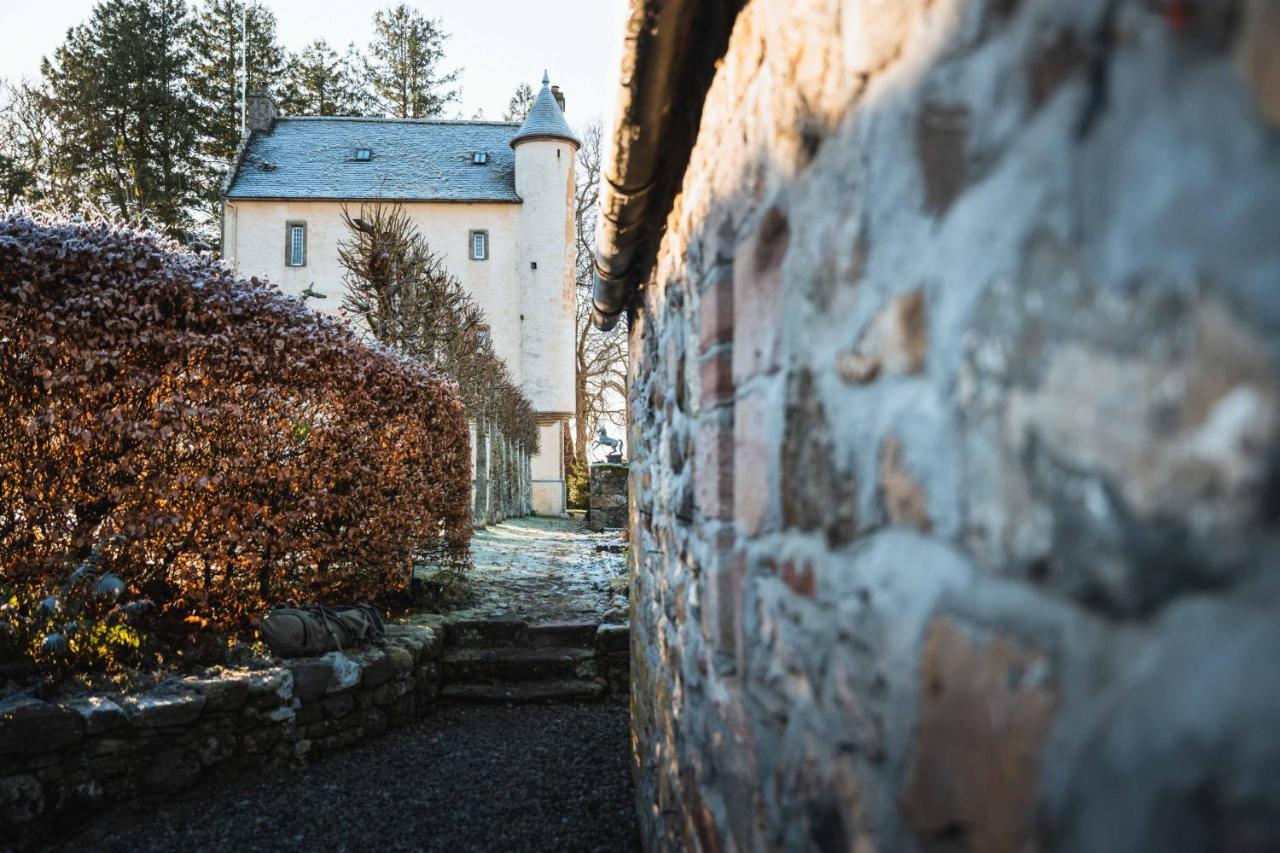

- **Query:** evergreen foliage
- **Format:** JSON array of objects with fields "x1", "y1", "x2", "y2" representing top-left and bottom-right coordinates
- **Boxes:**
[
  {"x1": 188, "y1": 0, "x2": 286, "y2": 211},
  {"x1": 277, "y1": 39, "x2": 374, "y2": 117},
  {"x1": 366, "y1": 4, "x2": 460, "y2": 118},
  {"x1": 503, "y1": 82, "x2": 536, "y2": 122},
  {"x1": 39, "y1": 0, "x2": 202, "y2": 240},
  {"x1": 4, "y1": 1, "x2": 472, "y2": 243}
]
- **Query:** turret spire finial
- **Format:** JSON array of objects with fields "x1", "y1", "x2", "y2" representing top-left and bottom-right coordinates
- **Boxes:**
[{"x1": 542, "y1": 70, "x2": 550, "y2": 86}]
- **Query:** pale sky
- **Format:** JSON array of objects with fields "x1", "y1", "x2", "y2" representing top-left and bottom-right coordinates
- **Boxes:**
[{"x1": 0, "y1": 0, "x2": 628, "y2": 132}]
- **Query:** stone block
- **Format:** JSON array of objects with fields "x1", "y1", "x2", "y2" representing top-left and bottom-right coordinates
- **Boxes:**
[
  {"x1": 699, "y1": 349, "x2": 735, "y2": 410},
  {"x1": 694, "y1": 412, "x2": 735, "y2": 521},
  {"x1": 359, "y1": 649, "x2": 395, "y2": 689},
  {"x1": 244, "y1": 668, "x2": 294, "y2": 708},
  {"x1": 285, "y1": 658, "x2": 335, "y2": 704},
  {"x1": 915, "y1": 102, "x2": 970, "y2": 215},
  {"x1": 323, "y1": 651, "x2": 363, "y2": 693},
  {"x1": 384, "y1": 645, "x2": 414, "y2": 677},
  {"x1": 141, "y1": 748, "x2": 202, "y2": 793},
  {"x1": 84, "y1": 737, "x2": 133, "y2": 759},
  {"x1": 363, "y1": 708, "x2": 388, "y2": 738},
  {"x1": 0, "y1": 697, "x2": 84, "y2": 756},
  {"x1": 596, "y1": 622, "x2": 631, "y2": 654},
  {"x1": 901, "y1": 618, "x2": 1056, "y2": 853},
  {"x1": 732, "y1": 208, "x2": 789, "y2": 383},
  {"x1": 701, "y1": 553, "x2": 746, "y2": 675},
  {"x1": 320, "y1": 729, "x2": 363, "y2": 751},
  {"x1": 733, "y1": 387, "x2": 777, "y2": 536},
  {"x1": 183, "y1": 673, "x2": 251, "y2": 713},
  {"x1": 239, "y1": 727, "x2": 280, "y2": 755},
  {"x1": 699, "y1": 264, "x2": 735, "y2": 353},
  {"x1": 322, "y1": 693, "x2": 355, "y2": 719},
  {"x1": 780, "y1": 367, "x2": 858, "y2": 546},
  {"x1": 848, "y1": 289, "x2": 927, "y2": 378},
  {"x1": 0, "y1": 774, "x2": 44, "y2": 826},
  {"x1": 62, "y1": 696, "x2": 129, "y2": 736},
  {"x1": 1238, "y1": 0, "x2": 1280, "y2": 127},
  {"x1": 122, "y1": 691, "x2": 207, "y2": 729},
  {"x1": 879, "y1": 434, "x2": 931, "y2": 531},
  {"x1": 196, "y1": 731, "x2": 237, "y2": 766}
]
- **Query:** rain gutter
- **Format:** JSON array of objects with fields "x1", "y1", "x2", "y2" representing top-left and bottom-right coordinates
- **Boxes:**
[{"x1": 591, "y1": 0, "x2": 745, "y2": 331}]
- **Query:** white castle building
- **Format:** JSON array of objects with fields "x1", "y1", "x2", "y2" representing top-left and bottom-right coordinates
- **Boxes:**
[{"x1": 220, "y1": 75, "x2": 578, "y2": 516}]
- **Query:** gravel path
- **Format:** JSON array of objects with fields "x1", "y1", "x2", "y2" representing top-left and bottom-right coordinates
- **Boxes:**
[{"x1": 52, "y1": 703, "x2": 639, "y2": 853}]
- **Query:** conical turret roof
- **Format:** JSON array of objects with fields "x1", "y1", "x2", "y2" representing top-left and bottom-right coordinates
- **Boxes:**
[{"x1": 511, "y1": 72, "x2": 578, "y2": 148}]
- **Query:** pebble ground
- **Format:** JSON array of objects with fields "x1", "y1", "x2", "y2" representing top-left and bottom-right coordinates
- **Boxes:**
[{"x1": 51, "y1": 702, "x2": 639, "y2": 853}]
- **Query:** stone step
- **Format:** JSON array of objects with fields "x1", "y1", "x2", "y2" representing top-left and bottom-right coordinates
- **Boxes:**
[
  {"x1": 527, "y1": 620, "x2": 599, "y2": 649},
  {"x1": 446, "y1": 618, "x2": 603, "y2": 650},
  {"x1": 441, "y1": 646, "x2": 599, "y2": 683},
  {"x1": 445, "y1": 618, "x2": 530, "y2": 647},
  {"x1": 440, "y1": 678, "x2": 608, "y2": 703}
]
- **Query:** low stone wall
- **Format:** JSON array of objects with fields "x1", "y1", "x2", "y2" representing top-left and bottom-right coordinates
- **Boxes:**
[
  {"x1": 587, "y1": 464, "x2": 628, "y2": 531},
  {"x1": 597, "y1": 623, "x2": 631, "y2": 701},
  {"x1": 0, "y1": 624, "x2": 442, "y2": 846}
]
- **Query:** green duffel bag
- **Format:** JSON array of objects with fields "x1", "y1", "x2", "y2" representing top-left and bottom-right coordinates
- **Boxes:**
[{"x1": 260, "y1": 604, "x2": 386, "y2": 657}]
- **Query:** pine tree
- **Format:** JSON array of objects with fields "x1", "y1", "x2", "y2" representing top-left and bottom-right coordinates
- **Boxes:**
[
  {"x1": 502, "y1": 83, "x2": 535, "y2": 122},
  {"x1": 278, "y1": 40, "x2": 373, "y2": 117},
  {"x1": 366, "y1": 4, "x2": 460, "y2": 119},
  {"x1": 40, "y1": 0, "x2": 201, "y2": 239},
  {"x1": 189, "y1": 0, "x2": 285, "y2": 211}
]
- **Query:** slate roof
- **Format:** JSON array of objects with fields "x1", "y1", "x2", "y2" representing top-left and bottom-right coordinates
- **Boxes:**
[
  {"x1": 224, "y1": 118, "x2": 523, "y2": 202},
  {"x1": 511, "y1": 74, "x2": 579, "y2": 148}
]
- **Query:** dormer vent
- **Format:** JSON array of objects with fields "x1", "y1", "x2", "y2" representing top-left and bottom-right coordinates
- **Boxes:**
[
  {"x1": 353, "y1": 148, "x2": 372, "y2": 161},
  {"x1": 473, "y1": 151, "x2": 489, "y2": 165}
]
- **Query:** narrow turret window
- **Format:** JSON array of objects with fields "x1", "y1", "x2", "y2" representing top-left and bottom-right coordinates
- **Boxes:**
[{"x1": 470, "y1": 230, "x2": 489, "y2": 261}]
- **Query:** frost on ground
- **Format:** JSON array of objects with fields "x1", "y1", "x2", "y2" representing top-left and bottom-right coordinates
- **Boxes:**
[{"x1": 413, "y1": 516, "x2": 628, "y2": 624}]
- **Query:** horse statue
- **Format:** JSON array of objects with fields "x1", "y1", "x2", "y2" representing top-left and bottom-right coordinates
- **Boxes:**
[{"x1": 592, "y1": 426, "x2": 624, "y2": 463}]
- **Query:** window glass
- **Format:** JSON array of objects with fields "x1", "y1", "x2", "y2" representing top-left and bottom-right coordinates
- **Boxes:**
[
  {"x1": 472, "y1": 231, "x2": 488, "y2": 260},
  {"x1": 289, "y1": 225, "x2": 305, "y2": 266}
]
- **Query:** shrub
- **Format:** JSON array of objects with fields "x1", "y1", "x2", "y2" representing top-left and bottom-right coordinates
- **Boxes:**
[
  {"x1": 0, "y1": 210, "x2": 471, "y2": 639},
  {"x1": 567, "y1": 458, "x2": 590, "y2": 510}
]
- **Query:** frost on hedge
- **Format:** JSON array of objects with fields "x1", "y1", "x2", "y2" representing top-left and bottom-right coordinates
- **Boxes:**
[{"x1": 0, "y1": 209, "x2": 472, "y2": 626}]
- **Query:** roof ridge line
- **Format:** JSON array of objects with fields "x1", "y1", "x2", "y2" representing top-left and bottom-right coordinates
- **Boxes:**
[{"x1": 277, "y1": 116, "x2": 521, "y2": 127}]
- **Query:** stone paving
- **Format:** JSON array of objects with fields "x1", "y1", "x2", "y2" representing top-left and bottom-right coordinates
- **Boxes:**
[{"x1": 414, "y1": 516, "x2": 628, "y2": 626}]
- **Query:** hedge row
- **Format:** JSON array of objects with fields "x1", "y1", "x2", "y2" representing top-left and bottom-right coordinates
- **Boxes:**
[{"x1": 0, "y1": 210, "x2": 471, "y2": 625}]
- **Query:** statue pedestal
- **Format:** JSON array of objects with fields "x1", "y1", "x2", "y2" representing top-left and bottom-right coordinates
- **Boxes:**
[{"x1": 587, "y1": 463, "x2": 629, "y2": 531}]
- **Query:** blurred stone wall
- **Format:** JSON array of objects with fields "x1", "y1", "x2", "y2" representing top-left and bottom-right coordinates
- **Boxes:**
[{"x1": 626, "y1": 0, "x2": 1280, "y2": 850}]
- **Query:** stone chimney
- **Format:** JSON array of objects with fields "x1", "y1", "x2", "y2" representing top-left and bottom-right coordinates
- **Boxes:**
[
  {"x1": 245, "y1": 92, "x2": 279, "y2": 132},
  {"x1": 551, "y1": 85, "x2": 566, "y2": 112}
]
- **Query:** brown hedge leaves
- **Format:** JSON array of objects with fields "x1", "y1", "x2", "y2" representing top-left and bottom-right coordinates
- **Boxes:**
[{"x1": 0, "y1": 210, "x2": 471, "y2": 623}]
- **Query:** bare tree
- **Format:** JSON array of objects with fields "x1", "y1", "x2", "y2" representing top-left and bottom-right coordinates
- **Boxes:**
[
  {"x1": 573, "y1": 119, "x2": 627, "y2": 466},
  {"x1": 337, "y1": 200, "x2": 538, "y2": 451}
]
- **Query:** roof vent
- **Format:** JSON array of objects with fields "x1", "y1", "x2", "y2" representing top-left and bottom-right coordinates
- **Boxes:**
[
  {"x1": 473, "y1": 151, "x2": 489, "y2": 165},
  {"x1": 354, "y1": 148, "x2": 372, "y2": 161}
]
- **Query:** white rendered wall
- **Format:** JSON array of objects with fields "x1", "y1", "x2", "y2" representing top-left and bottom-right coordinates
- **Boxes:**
[
  {"x1": 222, "y1": 199, "x2": 524, "y2": 375},
  {"x1": 513, "y1": 138, "x2": 576, "y2": 417},
  {"x1": 531, "y1": 419, "x2": 565, "y2": 516}
]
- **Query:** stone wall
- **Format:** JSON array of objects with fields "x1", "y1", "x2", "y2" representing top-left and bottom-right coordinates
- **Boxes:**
[
  {"x1": 0, "y1": 624, "x2": 442, "y2": 845},
  {"x1": 626, "y1": 1, "x2": 1280, "y2": 851},
  {"x1": 587, "y1": 463, "x2": 629, "y2": 531}
]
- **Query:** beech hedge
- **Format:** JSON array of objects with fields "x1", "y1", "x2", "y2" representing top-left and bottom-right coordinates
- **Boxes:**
[{"x1": 0, "y1": 210, "x2": 472, "y2": 626}]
